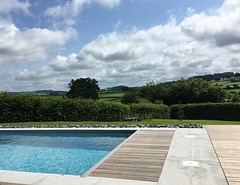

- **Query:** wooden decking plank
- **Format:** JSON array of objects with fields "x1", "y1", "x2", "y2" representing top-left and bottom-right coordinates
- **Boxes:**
[
  {"x1": 89, "y1": 130, "x2": 174, "y2": 182},
  {"x1": 98, "y1": 162, "x2": 164, "y2": 169},
  {"x1": 90, "y1": 172, "x2": 160, "y2": 182},
  {"x1": 206, "y1": 125, "x2": 240, "y2": 185},
  {"x1": 96, "y1": 165, "x2": 163, "y2": 172},
  {"x1": 91, "y1": 169, "x2": 161, "y2": 176}
]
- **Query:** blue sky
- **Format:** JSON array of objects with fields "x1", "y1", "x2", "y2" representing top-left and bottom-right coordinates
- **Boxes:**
[{"x1": 1, "y1": 0, "x2": 240, "y2": 91}]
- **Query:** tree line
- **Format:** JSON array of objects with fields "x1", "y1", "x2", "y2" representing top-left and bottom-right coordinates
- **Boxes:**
[
  {"x1": 190, "y1": 72, "x2": 240, "y2": 81},
  {"x1": 140, "y1": 78, "x2": 227, "y2": 105},
  {"x1": 65, "y1": 75, "x2": 240, "y2": 105}
]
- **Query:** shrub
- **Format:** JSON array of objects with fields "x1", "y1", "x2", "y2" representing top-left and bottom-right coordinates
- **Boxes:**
[
  {"x1": 0, "y1": 92, "x2": 170, "y2": 123},
  {"x1": 130, "y1": 104, "x2": 170, "y2": 121},
  {"x1": 121, "y1": 91, "x2": 140, "y2": 104},
  {"x1": 171, "y1": 103, "x2": 240, "y2": 121}
]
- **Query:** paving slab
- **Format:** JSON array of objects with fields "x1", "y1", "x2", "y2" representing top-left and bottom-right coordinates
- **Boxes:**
[
  {"x1": 0, "y1": 170, "x2": 49, "y2": 185},
  {"x1": 0, "y1": 170, "x2": 157, "y2": 185},
  {"x1": 158, "y1": 128, "x2": 228, "y2": 185}
]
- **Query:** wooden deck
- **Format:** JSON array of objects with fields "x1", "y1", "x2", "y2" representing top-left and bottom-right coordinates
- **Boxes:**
[
  {"x1": 206, "y1": 125, "x2": 240, "y2": 185},
  {"x1": 89, "y1": 130, "x2": 175, "y2": 182}
]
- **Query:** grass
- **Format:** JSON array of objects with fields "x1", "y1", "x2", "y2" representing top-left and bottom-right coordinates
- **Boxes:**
[
  {"x1": 37, "y1": 91, "x2": 151, "y2": 103},
  {"x1": 211, "y1": 79, "x2": 240, "y2": 93},
  {"x1": 1, "y1": 119, "x2": 240, "y2": 127},
  {"x1": 98, "y1": 92, "x2": 124, "y2": 98}
]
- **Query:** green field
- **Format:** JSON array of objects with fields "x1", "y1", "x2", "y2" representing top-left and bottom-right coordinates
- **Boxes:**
[
  {"x1": 211, "y1": 79, "x2": 240, "y2": 87},
  {"x1": 39, "y1": 93, "x2": 66, "y2": 99},
  {"x1": 1, "y1": 119, "x2": 240, "y2": 127},
  {"x1": 211, "y1": 79, "x2": 240, "y2": 93},
  {"x1": 98, "y1": 91, "x2": 124, "y2": 102},
  {"x1": 33, "y1": 91, "x2": 151, "y2": 103}
]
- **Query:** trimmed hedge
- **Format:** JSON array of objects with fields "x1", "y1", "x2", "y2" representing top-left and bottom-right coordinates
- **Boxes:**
[
  {"x1": 130, "y1": 104, "x2": 170, "y2": 120},
  {"x1": 171, "y1": 103, "x2": 240, "y2": 121},
  {"x1": 0, "y1": 92, "x2": 170, "y2": 123}
]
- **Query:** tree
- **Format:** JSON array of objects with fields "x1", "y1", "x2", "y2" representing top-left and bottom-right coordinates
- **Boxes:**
[
  {"x1": 140, "y1": 82, "x2": 167, "y2": 103},
  {"x1": 233, "y1": 84, "x2": 239, "y2": 89},
  {"x1": 121, "y1": 90, "x2": 139, "y2": 104},
  {"x1": 231, "y1": 93, "x2": 240, "y2": 103},
  {"x1": 66, "y1": 77, "x2": 100, "y2": 99},
  {"x1": 230, "y1": 77, "x2": 237, "y2": 82},
  {"x1": 163, "y1": 78, "x2": 226, "y2": 105},
  {"x1": 122, "y1": 86, "x2": 130, "y2": 91}
]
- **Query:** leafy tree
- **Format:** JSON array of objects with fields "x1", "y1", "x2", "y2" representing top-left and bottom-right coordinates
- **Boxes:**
[
  {"x1": 233, "y1": 84, "x2": 239, "y2": 89},
  {"x1": 163, "y1": 78, "x2": 226, "y2": 105},
  {"x1": 66, "y1": 77, "x2": 100, "y2": 99},
  {"x1": 231, "y1": 93, "x2": 240, "y2": 103},
  {"x1": 230, "y1": 77, "x2": 237, "y2": 82},
  {"x1": 122, "y1": 86, "x2": 130, "y2": 91},
  {"x1": 177, "y1": 104, "x2": 184, "y2": 121},
  {"x1": 121, "y1": 90, "x2": 140, "y2": 104},
  {"x1": 235, "y1": 73, "x2": 240, "y2": 77},
  {"x1": 226, "y1": 85, "x2": 231, "y2": 89},
  {"x1": 140, "y1": 82, "x2": 167, "y2": 103}
]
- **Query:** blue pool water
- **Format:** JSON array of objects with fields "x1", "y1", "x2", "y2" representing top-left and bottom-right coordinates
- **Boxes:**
[{"x1": 0, "y1": 130, "x2": 134, "y2": 175}]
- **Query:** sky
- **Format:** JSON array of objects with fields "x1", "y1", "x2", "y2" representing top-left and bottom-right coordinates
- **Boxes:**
[{"x1": 1, "y1": 0, "x2": 240, "y2": 91}]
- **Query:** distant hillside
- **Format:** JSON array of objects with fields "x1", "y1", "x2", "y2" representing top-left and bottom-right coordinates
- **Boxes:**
[
  {"x1": 101, "y1": 85, "x2": 141, "y2": 92},
  {"x1": 189, "y1": 72, "x2": 240, "y2": 94},
  {"x1": 9, "y1": 72, "x2": 240, "y2": 95},
  {"x1": 190, "y1": 72, "x2": 240, "y2": 81},
  {"x1": 10, "y1": 90, "x2": 67, "y2": 95}
]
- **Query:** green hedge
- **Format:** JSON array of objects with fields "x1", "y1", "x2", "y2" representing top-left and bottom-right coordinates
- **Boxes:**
[
  {"x1": 130, "y1": 104, "x2": 170, "y2": 120},
  {"x1": 0, "y1": 92, "x2": 170, "y2": 123},
  {"x1": 171, "y1": 103, "x2": 240, "y2": 121}
]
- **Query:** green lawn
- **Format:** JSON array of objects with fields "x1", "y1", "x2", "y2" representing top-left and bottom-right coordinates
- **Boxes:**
[{"x1": 1, "y1": 119, "x2": 240, "y2": 127}]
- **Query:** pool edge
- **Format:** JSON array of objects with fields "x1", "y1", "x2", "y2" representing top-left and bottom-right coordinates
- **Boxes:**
[{"x1": 82, "y1": 129, "x2": 139, "y2": 177}]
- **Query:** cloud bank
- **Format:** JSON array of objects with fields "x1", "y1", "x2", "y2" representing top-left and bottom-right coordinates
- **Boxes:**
[
  {"x1": 0, "y1": 18, "x2": 77, "y2": 65},
  {"x1": 1, "y1": 0, "x2": 240, "y2": 91},
  {"x1": 0, "y1": 0, "x2": 30, "y2": 14}
]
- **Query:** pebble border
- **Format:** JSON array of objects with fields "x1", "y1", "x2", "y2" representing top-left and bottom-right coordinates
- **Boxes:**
[{"x1": 0, "y1": 124, "x2": 203, "y2": 129}]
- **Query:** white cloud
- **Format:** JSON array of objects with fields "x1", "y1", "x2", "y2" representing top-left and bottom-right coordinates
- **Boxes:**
[
  {"x1": 0, "y1": 0, "x2": 30, "y2": 14},
  {"x1": 181, "y1": 0, "x2": 240, "y2": 46},
  {"x1": 12, "y1": 20, "x2": 194, "y2": 89},
  {"x1": 186, "y1": 7, "x2": 195, "y2": 16},
  {"x1": 2, "y1": 0, "x2": 240, "y2": 91},
  {"x1": 0, "y1": 19, "x2": 77, "y2": 65},
  {"x1": 96, "y1": 0, "x2": 121, "y2": 8},
  {"x1": 45, "y1": 0, "x2": 121, "y2": 18},
  {"x1": 114, "y1": 19, "x2": 122, "y2": 30}
]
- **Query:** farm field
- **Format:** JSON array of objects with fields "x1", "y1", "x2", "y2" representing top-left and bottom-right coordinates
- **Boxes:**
[
  {"x1": 210, "y1": 79, "x2": 240, "y2": 93},
  {"x1": 99, "y1": 91, "x2": 150, "y2": 103},
  {"x1": 1, "y1": 119, "x2": 240, "y2": 127},
  {"x1": 37, "y1": 91, "x2": 151, "y2": 103},
  {"x1": 211, "y1": 79, "x2": 240, "y2": 87}
]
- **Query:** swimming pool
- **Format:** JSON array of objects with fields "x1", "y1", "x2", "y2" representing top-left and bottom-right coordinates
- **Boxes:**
[{"x1": 0, "y1": 130, "x2": 134, "y2": 176}]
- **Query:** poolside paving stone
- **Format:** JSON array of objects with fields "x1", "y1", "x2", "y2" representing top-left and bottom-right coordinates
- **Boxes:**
[{"x1": 158, "y1": 128, "x2": 228, "y2": 185}]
